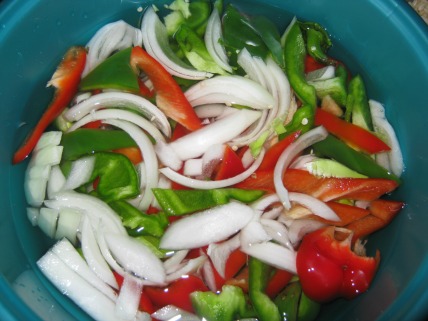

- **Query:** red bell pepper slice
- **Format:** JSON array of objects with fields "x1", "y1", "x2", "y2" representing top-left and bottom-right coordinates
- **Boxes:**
[
  {"x1": 304, "y1": 55, "x2": 326, "y2": 73},
  {"x1": 13, "y1": 46, "x2": 87, "y2": 164},
  {"x1": 113, "y1": 146, "x2": 143, "y2": 164},
  {"x1": 308, "y1": 201, "x2": 371, "y2": 227},
  {"x1": 314, "y1": 108, "x2": 391, "y2": 154},
  {"x1": 265, "y1": 268, "x2": 293, "y2": 299},
  {"x1": 346, "y1": 215, "x2": 388, "y2": 243},
  {"x1": 130, "y1": 46, "x2": 202, "y2": 131},
  {"x1": 296, "y1": 226, "x2": 380, "y2": 302},
  {"x1": 214, "y1": 145, "x2": 245, "y2": 180},
  {"x1": 258, "y1": 131, "x2": 300, "y2": 171},
  {"x1": 144, "y1": 275, "x2": 208, "y2": 313},
  {"x1": 368, "y1": 199, "x2": 404, "y2": 224}
]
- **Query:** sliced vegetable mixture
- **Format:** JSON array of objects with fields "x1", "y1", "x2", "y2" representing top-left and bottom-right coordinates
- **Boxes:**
[{"x1": 15, "y1": 1, "x2": 405, "y2": 321}]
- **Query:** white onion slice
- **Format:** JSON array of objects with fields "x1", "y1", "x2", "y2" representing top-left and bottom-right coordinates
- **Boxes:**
[
  {"x1": 369, "y1": 99, "x2": 404, "y2": 176},
  {"x1": 274, "y1": 126, "x2": 328, "y2": 209},
  {"x1": 61, "y1": 156, "x2": 95, "y2": 191},
  {"x1": 280, "y1": 218, "x2": 326, "y2": 246},
  {"x1": 185, "y1": 75, "x2": 275, "y2": 110},
  {"x1": 160, "y1": 148, "x2": 264, "y2": 189},
  {"x1": 80, "y1": 216, "x2": 119, "y2": 289},
  {"x1": 47, "y1": 165, "x2": 66, "y2": 199},
  {"x1": 103, "y1": 119, "x2": 158, "y2": 211},
  {"x1": 104, "y1": 233, "x2": 166, "y2": 285},
  {"x1": 289, "y1": 192, "x2": 340, "y2": 221},
  {"x1": 68, "y1": 109, "x2": 166, "y2": 143},
  {"x1": 163, "y1": 250, "x2": 189, "y2": 274},
  {"x1": 207, "y1": 235, "x2": 241, "y2": 278},
  {"x1": 165, "y1": 256, "x2": 207, "y2": 283},
  {"x1": 205, "y1": 8, "x2": 232, "y2": 73},
  {"x1": 115, "y1": 274, "x2": 144, "y2": 321},
  {"x1": 240, "y1": 221, "x2": 272, "y2": 246},
  {"x1": 201, "y1": 144, "x2": 225, "y2": 177},
  {"x1": 141, "y1": 7, "x2": 211, "y2": 80},
  {"x1": 260, "y1": 219, "x2": 293, "y2": 251},
  {"x1": 155, "y1": 140, "x2": 183, "y2": 171},
  {"x1": 201, "y1": 258, "x2": 217, "y2": 292},
  {"x1": 194, "y1": 104, "x2": 236, "y2": 119},
  {"x1": 183, "y1": 158, "x2": 203, "y2": 177},
  {"x1": 160, "y1": 202, "x2": 256, "y2": 250},
  {"x1": 251, "y1": 194, "x2": 281, "y2": 213},
  {"x1": 64, "y1": 92, "x2": 171, "y2": 137},
  {"x1": 83, "y1": 20, "x2": 143, "y2": 77},
  {"x1": 152, "y1": 305, "x2": 201, "y2": 321}
]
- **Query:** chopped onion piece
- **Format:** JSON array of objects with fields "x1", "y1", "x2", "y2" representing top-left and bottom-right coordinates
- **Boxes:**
[
  {"x1": 115, "y1": 274, "x2": 144, "y2": 321},
  {"x1": 207, "y1": 235, "x2": 241, "y2": 278},
  {"x1": 194, "y1": 104, "x2": 236, "y2": 119},
  {"x1": 83, "y1": 20, "x2": 142, "y2": 77},
  {"x1": 289, "y1": 192, "x2": 340, "y2": 221},
  {"x1": 202, "y1": 144, "x2": 225, "y2": 177},
  {"x1": 160, "y1": 202, "x2": 256, "y2": 250},
  {"x1": 141, "y1": 7, "x2": 211, "y2": 80},
  {"x1": 165, "y1": 256, "x2": 206, "y2": 283},
  {"x1": 201, "y1": 257, "x2": 217, "y2": 292},
  {"x1": 152, "y1": 305, "x2": 201, "y2": 321},
  {"x1": 34, "y1": 131, "x2": 62, "y2": 152},
  {"x1": 54, "y1": 208, "x2": 82, "y2": 245},
  {"x1": 68, "y1": 109, "x2": 166, "y2": 143},
  {"x1": 160, "y1": 148, "x2": 264, "y2": 189},
  {"x1": 163, "y1": 250, "x2": 189, "y2": 274},
  {"x1": 274, "y1": 126, "x2": 328, "y2": 209},
  {"x1": 183, "y1": 158, "x2": 203, "y2": 177},
  {"x1": 105, "y1": 232, "x2": 166, "y2": 285},
  {"x1": 61, "y1": 156, "x2": 95, "y2": 191},
  {"x1": 240, "y1": 221, "x2": 272, "y2": 246},
  {"x1": 103, "y1": 119, "x2": 158, "y2": 211},
  {"x1": 281, "y1": 218, "x2": 326, "y2": 246},
  {"x1": 260, "y1": 219, "x2": 293, "y2": 251},
  {"x1": 64, "y1": 92, "x2": 171, "y2": 137},
  {"x1": 47, "y1": 165, "x2": 66, "y2": 199},
  {"x1": 155, "y1": 140, "x2": 183, "y2": 171},
  {"x1": 185, "y1": 75, "x2": 275, "y2": 110}
]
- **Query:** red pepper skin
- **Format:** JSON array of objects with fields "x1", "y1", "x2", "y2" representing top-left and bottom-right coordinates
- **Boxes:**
[
  {"x1": 304, "y1": 55, "x2": 326, "y2": 73},
  {"x1": 130, "y1": 46, "x2": 202, "y2": 131},
  {"x1": 113, "y1": 146, "x2": 143, "y2": 164},
  {"x1": 13, "y1": 46, "x2": 87, "y2": 164},
  {"x1": 258, "y1": 131, "x2": 300, "y2": 171},
  {"x1": 144, "y1": 275, "x2": 208, "y2": 313},
  {"x1": 296, "y1": 226, "x2": 379, "y2": 302},
  {"x1": 265, "y1": 268, "x2": 293, "y2": 299},
  {"x1": 314, "y1": 108, "x2": 391, "y2": 154},
  {"x1": 214, "y1": 145, "x2": 245, "y2": 180}
]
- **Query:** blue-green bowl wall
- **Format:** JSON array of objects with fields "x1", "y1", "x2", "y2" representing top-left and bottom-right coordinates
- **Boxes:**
[{"x1": 1, "y1": 0, "x2": 427, "y2": 320}]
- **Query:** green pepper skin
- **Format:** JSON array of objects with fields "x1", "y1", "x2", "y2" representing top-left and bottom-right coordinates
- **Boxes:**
[
  {"x1": 300, "y1": 22, "x2": 335, "y2": 66},
  {"x1": 274, "y1": 281, "x2": 300, "y2": 321},
  {"x1": 313, "y1": 134, "x2": 401, "y2": 183},
  {"x1": 279, "y1": 104, "x2": 314, "y2": 137},
  {"x1": 297, "y1": 291, "x2": 321, "y2": 321},
  {"x1": 80, "y1": 48, "x2": 139, "y2": 92},
  {"x1": 61, "y1": 129, "x2": 137, "y2": 161},
  {"x1": 308, "y1": 76, "x2": 348, "y2": 106},
  {"x1": 152, "y1": 188, "x2": 264, "y2": 216},
  {"x1": 249, "y1": 257, "x2": 281, "y2": 321},
  {"x1": 346, "y1": 75, "x2": 374, "y2": 130}
]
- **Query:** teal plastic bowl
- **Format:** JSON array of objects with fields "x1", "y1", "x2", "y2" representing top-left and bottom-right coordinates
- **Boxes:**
[{"x1": 1, "y1": 0, "x2": 427, "y2": 320}]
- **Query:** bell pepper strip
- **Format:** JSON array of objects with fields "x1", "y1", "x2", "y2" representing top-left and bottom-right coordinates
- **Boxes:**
[
  {"x1": 300, "y1": 22, "x2": 335, "y2": 66},
  {"x1": 186, "y1": 0, "x2": 211, "y2": 35},
  {"x1": 112, "y1": 146, "x2": 143, "y2": 164},
  {"x1": 307, "y1": 201, "x2": 371, "y2": 227},
  {"x1": 225, "y1": 266, "x2": 250, "y2": 293},
  {"x1": 214, "y1": 249, "x2": 248, "y2": 291},
  {"x1": 60, "y1": 129, "x2": 138, "y2": 161},
  {"x1": 258, "y1": 131, "x2": 300, "y2": 171},
  {"x1": 314, "y1": 108, "x2": 390, "y2": 154},
  {"x1": 79, "y1": 47, "x2": 140, "y2": 93},
  {"x1": 312, "y1": 134, "x2": 401, "y2": 182},
  {"x1": 191, "y1": 285, "x2": 255, "y2": 321},
  {"x1": 108, "y1": 200, "x2": 169, "y2": 238},
  {"x1": 13, "y1": 46, "x2": 86, "y2": 164},
  {"x1": 345, "y1": 215, "x2": 389, "y2": 243},
  {"x1": 152, "y1": 188, "x2": 264, "y2": 216},
  {"x1": 345, "y1": 75, "x2": 374, "y2": 130},
  {"x1": 280, "y1": 104, "x2": 314, "y2": 136},
  {"x1": 308, "y1": 77, "x2": 348, "y2": 106},
  {"x1": 137, "y1": 78, "x2": 155, "y2": 99},
  {"x1": 130, "y1": 46, "x2": 202, "y2": 131},
  {"x1": 296, "y1": 226, "x2": 380, "y2": 302},
  {"x1": 248, "y1": 257, "x2": 281, "y2": 321},
  {"x1": 145, "y1": 275, "x2": 209, "y2": 313},
  {"x1": 265, "y1": 268, "x2": 294, "y2": 299},
  {"x1": 368, "y1": 199, "x2": 404, "y2": 224},
  {"x1": 88, "y1": 152, "x2": 140, "y2": 203},
  {"x1": 214, "y1": 145, "x2": 245, "y2": 180}
]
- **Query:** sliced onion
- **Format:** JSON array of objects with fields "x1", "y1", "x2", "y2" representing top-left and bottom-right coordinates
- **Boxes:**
[
  {"x1": 160, "y1": 202, "x2": 256, "y2": 250},
  {"x1": 207, "y1": 235, "x2": 241, "y2": 278},
  {"x1": 194, "y1": 104, "x2": 236, "y2": 119},
  {"x1": 260, "y1": 219, "x2": 293, "y2": 251},
  {"x1": 204, "y1": 8, "x2": 232, "y2": 73},
  {"x1": 68, "y1": 109, "x2": 166, "y2": 143},
  {"x1": 183, "y1": 158, "x2": 203, "y2": 177},
  {"x1": 141, "y1": 7, "x2": 211, "y2": 80},
  {"x1": 239, "y1": 221, "x2": 272, "y2": 246},
  {"x1": 281, "y1": 218, "x2": 326, "y2": 246},
  {"x1": 152, "y1": 305, "x2": 201, "y2": 321},
  {"x1": 155, "y1": 140, "x2": 183, "y2": 171},
  {"x1": 64, "y1": 92, "x2": 171, "y2": 137},
  {"x1": 51, "y1": 238, "x2": 118, "y2": 301},
  {"x1": 115, "y1": 274, "x2": 144, "y2": 321},
  {"x1": 165, "y1": 256, "x2": 206, "y2": 283},
  {"x1": 289, "y1": 192, "x2": 340, "y2": 221},
  {"x1": 61, "y1": 156, "x2": 95, "y2": 191},
  {"x1": 274, "y1": 126, "x2": 328, "y2": 209},
  {"x1": 47, "y1": 165, "x2": 66, "y2": 199},
  {"x1": 83, "y1": 20, "x2": 143, "y2": 77},
  {"x1": 160, "y1": 148, "x2": 265, "y2": 189},
  {"x1": 251, "y1": 194, "x2": 281, "y2": 213},
  {"x1": 202, "y1": 144, "x2": 225, "y2": 177},
  {"x1": 369, "y1": 99, "x2": 404, "y2": 176},
  {"x1": 80, "y1": 216, "x2": 119, "y2": 289},
  {"x1": 185, "y1": 75, "x2": 275, "y2": 110},
  {"x1": 169, "y1": 109, "x2": 261, "y2": 160},
  {"x1": 104, "y1": 232, "x2": 166, "y2": 285},
  {"x1": 103, "y1": 119, "x2": 158, "y2": 211},
  {"x1": 241, "y1": 147, "x2": 256, "y2": 169},
  {"x1": 163, "y1": 250, "x2": 189, "y2": 274}
]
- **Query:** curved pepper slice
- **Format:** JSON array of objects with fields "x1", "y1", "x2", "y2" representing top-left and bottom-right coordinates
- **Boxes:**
[
  {"x1": 130, "y1": 46, "x2": 202, "y2": 131},
  {"x1": 296, "y1": 226, "x2": 380, "y2": 302},
  {"x1": 13, "y1": 46, "x2": 87, "y2": 164}
]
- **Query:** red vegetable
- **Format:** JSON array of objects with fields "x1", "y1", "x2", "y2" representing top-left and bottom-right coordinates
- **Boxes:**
[
  {"x1": 304, "y1": 55, "x2": 326, "y2": 73},
  {"x1": 314, "y1": 108, "x2": 391, "y2": 154},
  {"x1": 214, "y1": 145, "x2": 245, "y2": 180},
  {"x1": 296, "y1": 226, "x2": 380, "y2": 302},
  {"x1": 130, "y1": 46, "x2": 202, "y2": 131},
  {"x1": 113, "y1": 146, "x2": 143, "y2": 164},
  {"x1": 13, "y1": 46, "x2": 87, "y2": 164},
  {"x1": 258, "y1": 131, "x2": 300, "y2": 171},
  {"x1": 265, "y1": 268, "x2": 293, "y2": 298}
]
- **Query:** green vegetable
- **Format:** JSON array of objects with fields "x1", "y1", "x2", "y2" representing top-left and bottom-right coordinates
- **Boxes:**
[
  {"x1": 279, "y1": 104, "x2": 314, "y2": 136},
  {"x1": 312, "y1": 134, "x2": 401, "y2": 182},
  {"x1": 249, "y1": 257, "x2": 281, "y2": 321},
  {"x1": 308, "y1": 76, "x2": 347, "y2": 106},
  {"x1": 152, "y1": 188, "x2": 264, "y2": 216},
  {"x1": 300, "y1": 22, "x2": 334, "y2": 66},
  {"x1": 345, "y1": 75, "x2": 374, "y2": 130},
  {"x1": 61, "y1": 129, "x2": 137, "y2": 161},
  {"x1": 109, "y1": 200, "x2": 169, "y2": 237},
  {"x1": 305, "y1": 158, "x2": 367, "y2": 178},
  {"x1": 191, "y1": 285, "x2": 254, "y2": 321},
  {"x1": 298, "y1": 291, "x2": 321, "y2": 321},
  {"x1": 80, "y1": 48, "x2": 139, "y2": 92}
]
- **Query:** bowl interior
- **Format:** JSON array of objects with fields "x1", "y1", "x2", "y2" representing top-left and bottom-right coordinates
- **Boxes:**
[{"x1": 1, "y1": 0, "x2": 428, "y2": 320}]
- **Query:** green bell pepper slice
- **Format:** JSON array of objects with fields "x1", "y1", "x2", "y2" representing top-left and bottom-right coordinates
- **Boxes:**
[
  {"x1": 300, "y1": 22, "x2": 335, "y2": 66},
  {"x1": 152, "y1": 188, "x2": 264, "y2": 216},
  {"x1": 345, "y1": 75, "x2": 374, "y2": 130},
  {"x1": 248, "y1": 257, "x2": 281, "y2": 321},
  {"x1": 61, "y1": 129, "x2": 137, "y2": 161},
  {"x1": 80, "y1": 47, "x2": 140, "y2": 93}
]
